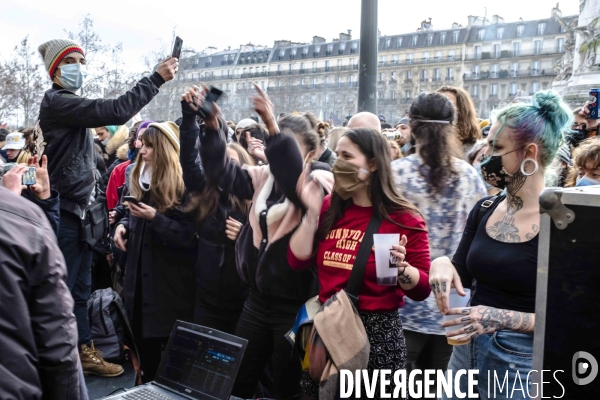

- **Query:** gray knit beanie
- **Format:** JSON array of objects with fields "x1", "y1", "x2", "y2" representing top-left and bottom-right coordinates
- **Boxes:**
[{"x1": 38, "y1": 39, "x2": 85, "y2": 79}]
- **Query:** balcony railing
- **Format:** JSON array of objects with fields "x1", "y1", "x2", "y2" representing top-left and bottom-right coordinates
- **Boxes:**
[
  {"x1": 463, "y1": 70, "x2": 556, "y2": 81},
  {"x1": 379, "y1": 57, "x2": 460, "y2": 68},
  {"x1": 464, "y1": 48, "x2": 563, "y2": 61}
]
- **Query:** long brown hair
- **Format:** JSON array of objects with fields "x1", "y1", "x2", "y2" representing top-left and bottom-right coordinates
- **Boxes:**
[
  {"x1": 437, "y1": 86, "x2": 482, "y2": 145},
  {"x1": 317, "y1": 128, "x2": 426, "y2": 242},
  {"x1": 185, "y1": 143, "x2": 254, "y2": 225},
  {"x1": 278, "y1": 112, "x2": 319, "y2": 155},
  {"x1": 565, "y1": 137, "x2": 600, "y2": 187},
  {"x1": 129, "y1": 126, "x2": 185, "y2": 213},
  {"x1": 410, "y1": 92, "x2": 461, "y2": 193}
]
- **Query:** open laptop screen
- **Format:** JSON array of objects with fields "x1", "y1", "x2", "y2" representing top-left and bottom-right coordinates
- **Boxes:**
[{"x1": 155, "y1": 326, "x2": 244, "y2": 400}]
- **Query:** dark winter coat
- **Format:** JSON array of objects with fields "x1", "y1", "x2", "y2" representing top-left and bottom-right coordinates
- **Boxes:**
[
  {"x1": 0, "y1": 186, "x2": 83, "y2": 400},
  {"x1": 119, "y1": 193, "x2": 197, "y2": 338},
  {"x1": 38, "y1": 72, "x2": 165, "y2": 217},
  {"x1": 179, "y1": 108, "x2": 249, "y2": 312}
]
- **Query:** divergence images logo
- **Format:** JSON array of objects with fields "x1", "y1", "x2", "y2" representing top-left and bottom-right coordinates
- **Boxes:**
[{"x1": 572, "y1": 351, "x2": 598, "y2": 386}]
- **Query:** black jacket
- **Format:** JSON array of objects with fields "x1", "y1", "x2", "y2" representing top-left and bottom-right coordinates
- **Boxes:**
[
  {"x1": 38, "y1": 72, "x2": 165, "y2": 217},
  {"x1": 198, "y1": 112, "x2": 323, "y2": 306},
  {"x1": 318, "y1": 146, "x2": 337, "y2": 167},
  {"x1": 0, "y1": 186, "x2": 82, "y2": 400},
  {"x1": 119, "y1": 196, "x2": 197, "y2": 338},
  {"x1": 179, "y1": 108, "x2": 249, "y2": 312}
]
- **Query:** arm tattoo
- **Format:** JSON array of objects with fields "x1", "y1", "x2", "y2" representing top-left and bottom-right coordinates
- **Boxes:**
[
  {"x1": 476, "y1": 306, "x2": 534, "y2": 333},
  {"x1": 398, "y1": 274, "x2": 412, "y2": 285},
  {"x1": 478, "y1": 307, "x2": 516, "y2": 332},
  {"x1": 517, "y1": 313, "x2": 533, "y2": 332}
]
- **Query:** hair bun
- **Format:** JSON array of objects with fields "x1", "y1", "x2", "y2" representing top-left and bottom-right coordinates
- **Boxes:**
[{"x1": 532, "y1": 90, "x2": 572, "y2": 131}]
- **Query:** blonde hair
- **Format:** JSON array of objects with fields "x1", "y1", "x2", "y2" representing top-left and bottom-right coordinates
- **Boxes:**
[
  {"x1": 327, "y1": 127, "x2": 348, "y2": 152},
  {"x1": 129, "y1": 126, "x2": 184, "y2": 213},
  {"x1": 388, "y1": 139, "x2": 402, "y2": 160}
]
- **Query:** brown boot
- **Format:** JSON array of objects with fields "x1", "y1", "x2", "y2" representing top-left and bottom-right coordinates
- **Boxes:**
[{"x1": 79, "y1": 342, "x2": 124, "y2": 377}]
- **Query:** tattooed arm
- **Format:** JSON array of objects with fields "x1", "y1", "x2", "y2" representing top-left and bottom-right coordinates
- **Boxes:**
[{"x1": 443, "y1": 305, "x2": 535, "y2": 343}]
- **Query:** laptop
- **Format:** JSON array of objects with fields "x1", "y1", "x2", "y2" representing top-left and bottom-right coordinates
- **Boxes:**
[{"x1": 103, "y1": 321, "x2": 247, "y2": 400}]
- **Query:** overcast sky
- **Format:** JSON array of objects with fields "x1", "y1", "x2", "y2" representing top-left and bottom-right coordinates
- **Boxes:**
[{"x1": 2, "y1": 0, "x2": 579, "y2": 75}]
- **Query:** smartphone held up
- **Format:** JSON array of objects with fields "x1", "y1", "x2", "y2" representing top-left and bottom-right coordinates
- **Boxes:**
[
  {"x1": 197, "y1": 86, "x2": 223, "y2": 119},
  {"x1": 172, "y1": 36, "x2": 183, "y2": 60},
  {"x1": 0, "y1": 163, "x2": 36, "y2": 186}
]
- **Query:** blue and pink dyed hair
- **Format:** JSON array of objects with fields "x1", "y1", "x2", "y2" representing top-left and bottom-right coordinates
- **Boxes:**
[{"x1": 491, "y1": 91, "x2": 573, "y2": 167}]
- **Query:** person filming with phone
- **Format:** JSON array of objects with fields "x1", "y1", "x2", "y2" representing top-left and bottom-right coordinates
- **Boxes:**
[
  {"x1": 36, "y1": 37, "x2": 178, "y2": 375},
  {"x1": 184, "y1": 83, "x2": 333, "y2": 399},
  {"x1": 112, "y1": 122, "x2": 197, "y2": 382}
]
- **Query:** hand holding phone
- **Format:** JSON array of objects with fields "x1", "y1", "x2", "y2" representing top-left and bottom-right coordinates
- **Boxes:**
[
  {"x1": 123, "y1": 195, "x2": 140, "y2": 206},
  {"x1": 197, "y1": 86, "x2": 223, "y2": 119},
  {"x1": 156, "y1": 57, "x2": 178, "y2": 82}
]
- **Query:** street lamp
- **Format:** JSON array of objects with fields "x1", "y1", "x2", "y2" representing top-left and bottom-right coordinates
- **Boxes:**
[{"x1": 357, "y1": 0, "x2": 378, "y2": 114}]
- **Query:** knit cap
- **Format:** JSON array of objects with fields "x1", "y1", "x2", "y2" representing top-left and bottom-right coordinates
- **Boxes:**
[
  {"x1": 38, "y1": 39, "x2": 85, "y2": 79},
  {"x1": 148, "y1": 122, "x2": 180, "y2": 151},
  {"x1": 106, "y1": 125, "x2": 118, "y2": 136}
]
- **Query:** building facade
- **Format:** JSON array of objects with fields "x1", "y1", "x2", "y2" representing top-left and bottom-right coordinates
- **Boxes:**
[{"x1": 143, "y1": 9, "x2": 576, "y2": 122}]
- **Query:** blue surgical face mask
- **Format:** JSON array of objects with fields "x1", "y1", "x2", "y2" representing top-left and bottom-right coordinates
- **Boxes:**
[
  {"x1": 58, "y1": 63, "x2": 88, "y2": 92},
  {"x1": 576, "y1": 175, "x2": 600, "y2": 187}
]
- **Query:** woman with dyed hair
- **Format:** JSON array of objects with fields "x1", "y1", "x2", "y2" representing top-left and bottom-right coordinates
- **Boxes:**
[{"x1": 429, "y1": 91, "x2": 572, "y2": 399}]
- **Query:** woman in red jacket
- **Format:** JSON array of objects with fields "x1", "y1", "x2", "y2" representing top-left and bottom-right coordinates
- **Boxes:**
[{"x1": 288, "y1": 128, "x2": 431, "y2": 398}]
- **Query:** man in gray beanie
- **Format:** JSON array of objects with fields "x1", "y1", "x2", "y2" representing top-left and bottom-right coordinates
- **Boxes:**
[{"x1": 36, "y1": 37, "x2": 178, "y2": 377}]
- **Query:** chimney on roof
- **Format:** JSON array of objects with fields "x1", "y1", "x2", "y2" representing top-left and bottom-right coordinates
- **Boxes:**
[
  {"x1": 491, "y1": 15, "x2": 504, "y2": 24},
  {"x1": 340, "y1": 30, "x2": 352, "y2": 41},
  {"x1": 274, "y1": 40, "x2": 292, "y2": 48},
  {"x1": 312, "y1": 36, "x2": 326, "y2": 44},
  {"x1": 452, "y1": 22, "x2": 462, "y2": 28}
]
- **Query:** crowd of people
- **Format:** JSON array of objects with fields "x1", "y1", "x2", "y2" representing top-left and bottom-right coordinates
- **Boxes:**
[{"x1": 0, "y1": 36, "x2": 599, "y2": 400}]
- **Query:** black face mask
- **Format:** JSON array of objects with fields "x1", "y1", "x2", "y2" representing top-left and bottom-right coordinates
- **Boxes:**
[
  {"x1": 479, "y1": 146, "x2": 524, "y2": 190},
  {"x1": 567, "y1": 124, "x2": 598, "y2": 148}
]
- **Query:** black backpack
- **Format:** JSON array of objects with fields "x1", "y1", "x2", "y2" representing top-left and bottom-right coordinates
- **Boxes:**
[{"x1": 87, "y1": 288, "x2": 139, "y2": 369}]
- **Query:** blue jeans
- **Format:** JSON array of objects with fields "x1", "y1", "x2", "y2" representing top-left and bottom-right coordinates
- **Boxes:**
[
  {"x1": 58, "y1": 212, "x2": 93, "y2": 346},
  {"x1": 442, "y1": 331, "x2": 534, "y2": 400}
]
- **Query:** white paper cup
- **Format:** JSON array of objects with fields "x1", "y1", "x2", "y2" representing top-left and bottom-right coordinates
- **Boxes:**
[
  {"x1": 443, "y1": 288, "x2": 472, "y2": 345},
  {"x1": 373, "y1": 234, "x2": 400, "y2": 286}
]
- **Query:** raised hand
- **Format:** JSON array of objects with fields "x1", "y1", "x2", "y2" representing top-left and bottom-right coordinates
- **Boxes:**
[
  {"x1": 181, "y1": 85, "x2": 200, "y2": 112},
  {"x1": 156, "y1": 57, "x2": 179, "y2": 82},
  {"x1": 29, "y1": 155, "x2": 51, "y2": 200},
  {"x1": 251, "y1": 83, "x2": 277, "y2": 134}
]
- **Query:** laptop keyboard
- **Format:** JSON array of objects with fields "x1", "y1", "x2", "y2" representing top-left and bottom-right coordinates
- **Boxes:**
[{"x1": 122, "y1": 387, "x2": 173, "y2": 400}]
